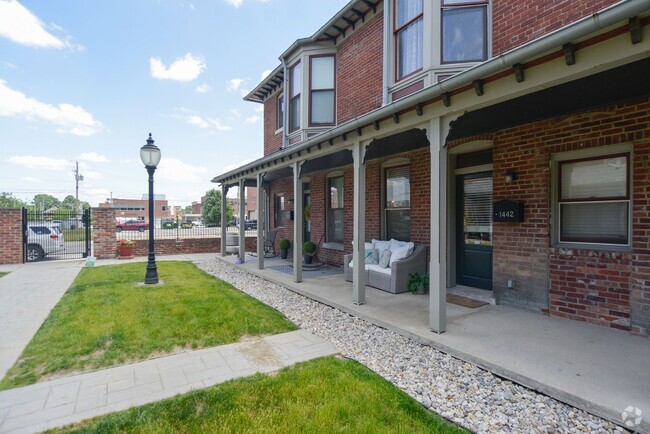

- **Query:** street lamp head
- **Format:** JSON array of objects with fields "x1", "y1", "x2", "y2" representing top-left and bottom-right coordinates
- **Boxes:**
[{"x1": 140, "y1": 133, "x2": 161, "y2": 168}]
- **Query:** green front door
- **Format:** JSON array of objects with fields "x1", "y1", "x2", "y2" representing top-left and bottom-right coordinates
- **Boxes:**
[{"x1": 456, "y1": 172, "x2": 493, "y2": 290}]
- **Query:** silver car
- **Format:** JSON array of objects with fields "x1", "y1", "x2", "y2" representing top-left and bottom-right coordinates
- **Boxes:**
[{"x1": 26, "y1": 223, "x2": 65, "y2": 262}]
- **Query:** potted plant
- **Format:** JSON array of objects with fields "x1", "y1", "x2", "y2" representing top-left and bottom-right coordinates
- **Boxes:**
[
  {"x1": 279, "y1": 239, "x2": 290, "y2": 259},
  {"x1": 408, "y1": 272, "x2": 429, "y2": 295},
  {"x1": 118, "y1": 239, "x2": 135, "y2": 259},
  {"x1": 303, "y1": 241, "x2": 316, "y2": 264}
]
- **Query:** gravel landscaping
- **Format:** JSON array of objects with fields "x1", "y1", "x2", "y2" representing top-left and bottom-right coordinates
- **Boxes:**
[{"x1": 195, "y1": 259, "x2": 627, "y2": 434}]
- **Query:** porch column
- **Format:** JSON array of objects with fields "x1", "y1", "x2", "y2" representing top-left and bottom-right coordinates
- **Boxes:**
[
  {"x1": 352, "y1": 141, "x2": 366, "y2": 305},
  {"x1": 239, "y1": 179, "x2": 246, "y2": 263},
  {"x1": 256, "y1": 172, "x2": 265, "y2": 269},
  {"x1": 293, "y1": 161, "x2": 303, "y2": 283},
  {"x1": 429, "y1": 117, "x2": 448, "y2": 333},
  {"x1": 220, "y1": 183, "x2": 227, "y2": 256}
]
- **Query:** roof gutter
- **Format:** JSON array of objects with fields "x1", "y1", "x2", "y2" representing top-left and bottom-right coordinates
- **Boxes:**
[{"x1": 214, "y1": 0, "x2": 650, "y2": 184}]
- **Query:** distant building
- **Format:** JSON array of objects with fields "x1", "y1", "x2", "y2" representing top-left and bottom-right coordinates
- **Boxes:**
[{"x1": 99, "y1": 196, "x2": 171, "y2": 221}]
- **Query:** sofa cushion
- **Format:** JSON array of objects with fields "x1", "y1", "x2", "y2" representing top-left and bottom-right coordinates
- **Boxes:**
[
  {"x1": 390, "y1": 239, "x2": 414, "y2": 256},
  {"x1": 365, "y1": 248, "x2": 379, "y2": 264},
  {"x1": 372, "y1": 239, "x2": 391, "y2": 255},
  {"x1": 367, "y1": 264, "x2": 392, "y2": 276},
  {"x1": 389, "y1": 245, "x2": 412, "y2": 267},
  {"x1": 378, "y1": 249, "x2": 391, "y2": 268}
]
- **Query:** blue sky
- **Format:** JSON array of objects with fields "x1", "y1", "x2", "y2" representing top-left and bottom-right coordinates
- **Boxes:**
[{"x1": 0, "y1": 0, "x2": 348, "y2": 207}]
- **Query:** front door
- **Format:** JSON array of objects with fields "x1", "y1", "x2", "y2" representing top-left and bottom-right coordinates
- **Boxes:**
[{"x1": 456, "y1": 172, "x2": 493, "y2": 290}]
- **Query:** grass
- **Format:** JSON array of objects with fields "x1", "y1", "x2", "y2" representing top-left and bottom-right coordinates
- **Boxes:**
[
  {"x1": 0, "y1": 261, "x2": 296, "y2": 389},
  {"x1": 61, "y1": 228, "x2": 90, "y2": 242},
  {"x1": 0, "y1": 272, "x2": 8, "y2": 279},
  {"x1": 52, "y1": 357, "x2": 465, "y2": 433}
]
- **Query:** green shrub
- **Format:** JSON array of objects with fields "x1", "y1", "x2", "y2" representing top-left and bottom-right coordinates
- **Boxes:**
[{"x1": 279, "y1": 239, "x2": 290, "y2": 249}]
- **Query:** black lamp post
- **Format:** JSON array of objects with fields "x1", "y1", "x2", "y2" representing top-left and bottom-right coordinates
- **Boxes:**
[{"x1": 140, "y1": 133, "x2": 161, "y2": 284}]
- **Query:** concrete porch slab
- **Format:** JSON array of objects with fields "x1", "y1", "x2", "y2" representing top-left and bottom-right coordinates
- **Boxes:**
[{"x1": 223, "y1": 253, "x2": 650, "y2": 433}]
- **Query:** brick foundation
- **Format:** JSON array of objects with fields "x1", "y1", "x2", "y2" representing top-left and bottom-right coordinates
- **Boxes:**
[{"x1": 0, "y1": 208, "x2": 23, "y2": 264}]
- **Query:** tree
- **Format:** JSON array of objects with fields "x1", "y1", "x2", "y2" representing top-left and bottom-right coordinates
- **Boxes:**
[
  {"x1": 0, "y1": 192, "x2": 24, "y2": 208},
  {"x1": 32, "y1": 194, "x2": 61, "y2": 212},
  {"x1": 61, "y1": 195, "x2": 77, "y2": 210},
  {"x1": 202, "y1": 189, "x2": 233, "y2": 226}
]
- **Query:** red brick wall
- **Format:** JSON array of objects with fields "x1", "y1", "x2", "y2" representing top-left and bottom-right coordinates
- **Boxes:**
[
  {"x1": 449, "y1": 97, "x2": 650, "y2": 332},
  {"x1": 92, "y1": 207, "x2": 117, "y2": 260},
  {"x1": 492, "y1": 0, "x2": 619, "y2": 55},
  {"x1": 337, "y1": 11, "x2": 384, "y2": 125},
  {"x1": 263, "y1": 94, "x2": 283, "y2": 156},
  {"x1": 127, "y1": 237, "x2": 256, "y2": 257},
  {"x1": 0, "y1": 208, "x2": 23, "y2": 264}
]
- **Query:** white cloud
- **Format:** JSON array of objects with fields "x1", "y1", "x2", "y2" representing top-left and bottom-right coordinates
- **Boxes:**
[
  {"x1": 77, "y1": 152, "x2": 109, "y2": 163},
  {"x1": 254, "y1": 105, "x2": 263, "y2": 113},
  {"x1": 224, "y1": 0, "x2": 243, "y2": 7},
  {"x1": 226, "y1": 78, "x2": 245, "y2": 92},
  {"x1": 157, "y1": 157, "x2": 208, "y2": 182},
  {"x1": 0, "y1": 0, "x2": 64, "y2": 48},
  {"x1": 84, "y1": 171, "x2": 102, "y2": 180},
  {"x1": 2, "y1": 61, "x2": 17, "y2": 70},
  {"x1": 173, "y1": 108, "x2": 232, "y2": 131},
  {"x1": 186, "y1": 115, "x2": 210, "y2": 129},
  {"x1": 195, "y1": 83, "x2": 212, "y2": 93},
  {"x1": 8, "y1": 155, "x2": 70, "y2": 171},
  {"x1": 230, "y1": 109, "x2": 241, "y2": 118},
  {"x1": 261, "y1": 69, "x2": 272, "y2": 80},
  {"x1": 244, "y1": 115, "x2": 261, "y2": 125},
  {"x1": 21, "y1": 176, "x2": 41, "y2": 183},
  {"x1": 208, "y1": 118, "x2": 232, "y2": 131},
  {"x1": 0, "y1": 79, "x2": 105, "y2": 136},
  {"x1": 150, "y1": 53, "x2": 206, "y2": 82}
]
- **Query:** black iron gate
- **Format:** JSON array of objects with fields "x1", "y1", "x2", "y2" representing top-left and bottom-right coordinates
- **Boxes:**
[{"x1": 22, "y1": 208, "x2": 91, "y2": 262}]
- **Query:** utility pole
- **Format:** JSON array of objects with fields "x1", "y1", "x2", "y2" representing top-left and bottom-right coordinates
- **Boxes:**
[{"x1": 74, "y1": 161, "x2": 84, "y2": 215}]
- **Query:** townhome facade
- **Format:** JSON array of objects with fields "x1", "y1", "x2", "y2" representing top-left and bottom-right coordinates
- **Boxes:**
[{"x1": 213, "y1": 0, "x2": 650, "y2": 337}]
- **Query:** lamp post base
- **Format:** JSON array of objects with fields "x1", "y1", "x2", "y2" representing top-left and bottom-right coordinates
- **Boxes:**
[{"x1": 144, "y1": 254, "x2": 159, "y2": 284}]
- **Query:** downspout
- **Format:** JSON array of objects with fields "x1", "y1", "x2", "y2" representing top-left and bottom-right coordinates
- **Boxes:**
[
  {"x1": 382, "y1": 3, "x2": 390, "y2": 106},
  {"x1": 282, "y1": 57, "x2": 289, "y2": 149}
]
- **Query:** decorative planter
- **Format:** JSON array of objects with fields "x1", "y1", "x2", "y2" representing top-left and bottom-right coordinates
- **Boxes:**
[
  {"x1": 118, "y1": 245, "x2": 134, "y2": 258},
  {"x1": 280, "y1": 248, "x2": 288, "y2": 259},
  {"x1": 415, "y1": 285, "x2": 427, "y2": 295},
  {"x1": 303, "y1": 253, "x2": 313, "y2": 265}
]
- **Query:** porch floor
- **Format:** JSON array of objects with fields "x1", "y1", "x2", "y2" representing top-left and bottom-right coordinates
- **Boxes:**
[{"x1": 224, "y1": 253, "x2": 649, "y2": 432}]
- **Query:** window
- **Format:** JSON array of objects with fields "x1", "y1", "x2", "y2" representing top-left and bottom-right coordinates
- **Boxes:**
[
  {"x1": 327, "y1": 176, "x2": 344, "y2": 243},
  {"x1": 275, "y1": 194, "x2": 285, "y2": 228},
  {"x1": 441, "y1": 0, "x2": 488, "y2": 64},
  {"x1": 309, "y1": 55, "x2": 335, "y2": 126},
  {"x1": 277, "y1": 94, "x2": 284, "y2": 130},
  {"x1": 385, "y1": 165, "x2": 410, "y2": 241},
  {"x1": 557, "y1": 153, "x2": 630, "y2": 245},
  {"x1": 289, "y1": 62, "x2": 301, "y2": 132},
  {"x1": 394, "y1": 0, "x2": 423, "y2": 80}
]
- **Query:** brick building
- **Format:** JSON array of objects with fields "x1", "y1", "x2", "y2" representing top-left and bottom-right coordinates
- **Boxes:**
[
  {"x1": 212, "y1": 0, "x2": 650, "y2": 336},
  {"x1": 99, "y1": 195, "x2": 171, "y2": 221}
]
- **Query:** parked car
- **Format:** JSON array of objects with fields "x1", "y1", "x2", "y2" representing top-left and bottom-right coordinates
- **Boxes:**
[
  {"x1": 192, "y1": 220, "x2": 204, "y2": 227},
  {"x1": 161, "y1": 219, "x2": 178, "y2": 229},
  {"x1": 244, "y1": 219, "x2": 257, "y2": 230},
  {"x1": 26, "y1": 223, "x2": 65, "y2": 262},
  {"x1": 116, "y1": 219, "x2": 149, "y2": 232},
  {"x1": 180, "y1": 220, "x2": 194, "y2": 229}
]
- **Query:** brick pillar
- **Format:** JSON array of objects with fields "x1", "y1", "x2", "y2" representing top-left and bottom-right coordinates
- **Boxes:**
[
  {"x1": 631, "y1": 141, "x2": 650, "y2": 337},
  {"x1": 92, "y1": 207, "x2": 116, "y2": 259},
  {"x1": 0, "y1": 208, "x2": 23, "y2": 264}
]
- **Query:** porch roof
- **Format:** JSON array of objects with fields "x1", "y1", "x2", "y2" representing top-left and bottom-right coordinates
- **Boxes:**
[{"x1": 215, "y1": 0, "x2": 650, "y2": 185}]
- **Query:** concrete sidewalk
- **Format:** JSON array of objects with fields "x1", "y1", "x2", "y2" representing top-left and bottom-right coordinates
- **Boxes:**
[
  {"x1": 0, "y1": 329, "x2": 337, "y2": 433},
  {"x1": 0, "y1": 260, "x2": 85, "y2": 380}
]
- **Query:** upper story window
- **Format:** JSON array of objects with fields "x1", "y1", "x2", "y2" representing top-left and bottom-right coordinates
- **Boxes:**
[
  {"x1": 277, "y1": 94, "x2": 284, "y2": 130},
  {"x1": 394, "y1": 0, "x2": 423, "y2": 80},
  {"x1": 441, "y1": 0, "x2": 488, "y2": 64},
  {"x1": 556, "y1": 152, "x2": 630, "y2": 246},
  {"x1": 289, "y1": 62, "x2": 301, "y2": 132},
  {"x1": 309, "y1": 55, "x2": 335, "y2": 126}
]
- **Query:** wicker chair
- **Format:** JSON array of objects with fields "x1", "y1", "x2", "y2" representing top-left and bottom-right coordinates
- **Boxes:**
[{"x1": 343, "y1": 244, "x2": 427, "y2": 294}]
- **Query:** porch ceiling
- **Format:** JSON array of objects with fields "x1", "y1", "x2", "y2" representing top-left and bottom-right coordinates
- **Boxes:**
[
  {"x1": 364, "y1": 128, "x2": 429, "y2": 163},
  {"x1": 447, "y1": 57, "x2": 650, "y2": 143}
]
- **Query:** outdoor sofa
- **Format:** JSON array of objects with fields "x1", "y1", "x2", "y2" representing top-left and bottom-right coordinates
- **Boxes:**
[{"x1": 344, "y1": 240, "x2": 427, "y2": 294}]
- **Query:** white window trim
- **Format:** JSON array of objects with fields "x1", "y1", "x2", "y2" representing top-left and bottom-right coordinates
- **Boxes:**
[
  {"x1": 326, "y1": 171, "x2": 345, "y2": 245},
  {"x1": 381, "y1": 158, "x2": 410, "y2": 240},
  {"x1": 550, "y1": 143, "x2": 633, "y2": 251}
]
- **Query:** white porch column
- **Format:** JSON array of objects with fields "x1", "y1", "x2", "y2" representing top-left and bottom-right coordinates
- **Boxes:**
[
  {"x1": 352, "y1": 141, "x2": 366, "y2": 305},
  {"x1": 220, "y1": 183, "x2": 227, "y2": 256},
  {"x1": 256, "y1": 172, "x2": 265, "y2": 269},
  {"x1": 238, "y1": 179, "x2": 246, "y2": 263},
  {"x1": 292, "y1": 161, "x2": 303, "y2": 283},
  {"x1": 429, "y1": 117, "x2": 448, "y2": 333}
]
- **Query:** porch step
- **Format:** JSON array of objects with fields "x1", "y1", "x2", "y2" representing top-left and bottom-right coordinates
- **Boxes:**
[{"x1": 448, "y1": 286, "x2": 496, "y2": 305}]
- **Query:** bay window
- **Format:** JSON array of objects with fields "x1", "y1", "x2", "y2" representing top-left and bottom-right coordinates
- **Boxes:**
[
  {"x1": 289, "y1": 62, "x2": 301, "y2": 132},
  {"x1": 309, "y1": 55, "x2": 335, "y2": 126},
  {"x1": 441, "y1": 0, "x2": 488, "y2": 64},
  {"x1": 327, "y1": 176, "x2": 344, "y2": 243},
  {"x1": 557, "y1": 153, "x2": 630, "y2": 246},
  {"x1": 277, "y1": 94, "x2": 284, "y2": 130},
  {"x1": 394, "y1": 0, "x2": 423, "y2": 80},
  {"x1": 385, "y1": 165, "x2": 410, "y2": 241}
]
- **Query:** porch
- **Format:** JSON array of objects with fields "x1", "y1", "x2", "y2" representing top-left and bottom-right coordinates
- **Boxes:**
[{"x1": 218, "y1": 253, "x2": 650, "y2": 432}]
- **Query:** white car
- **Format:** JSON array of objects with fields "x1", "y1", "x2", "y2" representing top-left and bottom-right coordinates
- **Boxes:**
[{"x1": 26, "y1": 223, "x2": 65, "y2": 262}]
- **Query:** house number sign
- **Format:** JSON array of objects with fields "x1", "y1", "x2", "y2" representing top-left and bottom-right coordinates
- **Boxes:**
[{"x1": 493, "y1": 200, "x2": 524, "y2": 222}]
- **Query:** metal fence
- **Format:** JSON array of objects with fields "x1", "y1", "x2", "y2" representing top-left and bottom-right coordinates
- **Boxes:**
[
  {"x1": 23, "y1": 208, "x2": 91, "y2": 262},
  {"x1": 115, "y1": 220, "x2": 258, "y2": 241}
]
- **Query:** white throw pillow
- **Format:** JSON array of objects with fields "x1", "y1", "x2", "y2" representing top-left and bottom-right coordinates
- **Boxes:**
[
  {"x1": 351, "y1": 241, "x2": 375, "y2": 251},
  {"x1": 372, "y1": 239, "x2": 391, "y2": 255},
  {"x1": 390, "y1": 239, "x2": 414, "y2": 255},
  {"x1": 365, "y1": 248, "x2": 379, "y2": 264},
  {"x1": 389, "y1": 245, "x2": 412, "y2": 267}
]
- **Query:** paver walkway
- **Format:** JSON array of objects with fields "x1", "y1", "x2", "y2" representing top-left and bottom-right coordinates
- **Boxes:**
[
  {"x1": 0, "y1": 261, "x2": 84, "y2": 380},
  {"x1": 0, "y1": 329, "x2": 337, "y2": 433}
]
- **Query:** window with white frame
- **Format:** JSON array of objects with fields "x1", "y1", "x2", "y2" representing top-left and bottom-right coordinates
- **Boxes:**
[
  {"x1": 557, "y1": 153, "x2": 630, "y2": 246},
  {"x1": 289, "y1": 62, "x2": 301, "y2": 132},
  {"x1": 327, "y1": 176, "x2": 344, "y2": 243},
  {"x1": 394, "y1": 0, "x2": 423, "y2": 80},
  {"x1": 441, "y1": 0, "x2": 488, "y2": 64},
  {"x1": 275, "y1": 194, "x2": 285, "y2": 228},
  {"x1": 277, "y1": 94, "x2": 284, "y2": 130},
  {"x1": 309, "y1": 55, "x2": 335, "y2": 126},
  {"x1": 385, "y1": 165, "x2": 411, "y2": 241}
]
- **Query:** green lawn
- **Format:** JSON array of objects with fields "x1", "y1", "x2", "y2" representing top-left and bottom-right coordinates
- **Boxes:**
[
  {"x1": 0, "y1": 272, "x2": 8, "y2": 279},
  {"x1": 53, "y1": 357, "x2": 464, "y2": 433},
  {"x1": 0, "y1": 261, "x2": 296, "y2": 389},
  {"x1": 61, "y1": 228, "x2": 90, "y2": 242}
]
